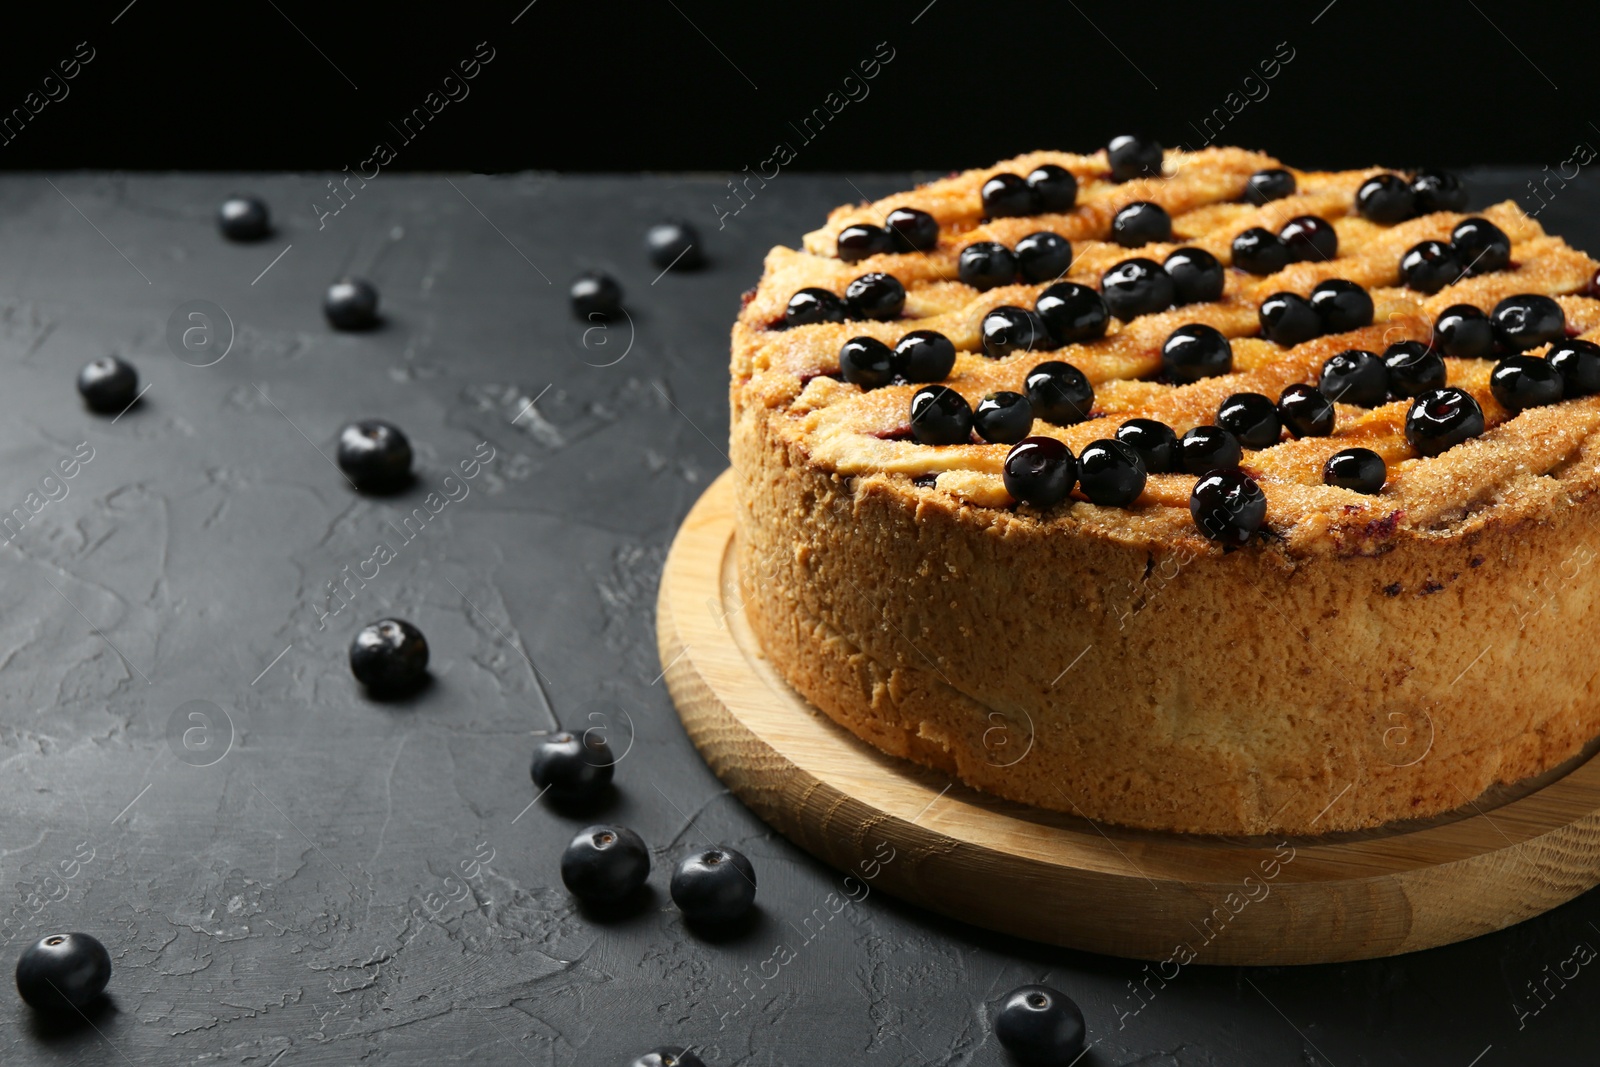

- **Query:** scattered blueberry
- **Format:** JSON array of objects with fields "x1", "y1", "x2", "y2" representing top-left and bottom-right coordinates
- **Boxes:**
[
  {"x1": 1319, "y1": 349, "x2": 1389, "y2": 407},
  {"x1": 1278, "y1": 216, "x2": 1338, "y2": 262},
  {"x1": 570, "y1": 272, "x2": 623, "y2": 320},
  {"x1": 217, "y1": 195, "x2": 270, "y2": 241},
  {"x1": 15, "y1": 933, "x2": 111, "y2": 1011},
  {"x1": 994, "y1": 984, "x2": 1086, "y2": 1066},
  {"x1": 909, "y1": 386, "x2": 974, "y2": 445},
  {"x1": 1077, "y1": 439, "x2": 1147, "y2": 506},
  {"x1": 1411, "y1": 169, "x2": 1468, "y2": 213},
  {"x1": 837, "y1": 223, "x2": 894, "y2": 263},
  {"x1": 1405, "y1": 387, "x2": 1485, "y2": 456},
  {"x1": 1324, "y1": 448, "x2": 1386, "y2": 494},
  {"x1": 1491, "y1": 294, "x2": 1565, "y2": 352},
  {"x1": 324, "y1": 277, "x2": 380, "y2": 329},
  {"x1": 1178, "y1": 425, "x2": 1243, "y2": 474},
  {"x1": 845, "y1": 272, "x2": 906, "y2": 320},
  {"x1": 1547, "y1": 339, "x2": 1600, "y2": 397},
  {"x1": 1231, "y1": 227, "x2": 1290, "y2": 275},
  {"x1": 839, "y1": 336, "x2": 898, "y2": 389},
  {"x1": 561, "y1": 824, "x2": 650, "y2": 903},
  {"x1": 531, "y1": 731, "x2": 614, "y2": 802},
  {"x1": 1451, "y1": 217, "x2": 1511, "y2": 274},
  {"x1": 1107, "y1": 135, "x2": 1163, "y2": 182},
  {"x1": 337, "y1": 419, "x2": 413, "y2": 493},
  {"x1": 629, "y1": 1049, "x2": 706, "y2": 1067},
  {"x1": 670, "y1": 846, "x2": 757, "y2": 926},
  {"x1": 1382, "y1": 341, "x2": 1447, "y2": 398},
  {"x1": 1111, "y1": 202, "x2": 1172, "y2": 248},
  {"x1": 1161, "y1": 323, "x2": 1233, "y2": 383},
  {"x1": 1163, "y1": 247, "x2": 1224, "y2": 305},
  {"x1": 1217, "y1": 392, "x2": 1282, "y2": 449},
  {"x1": 349, "y1": 618, "x2": 429, "y2": 694},
  {"x1": 895, "y1": 330, "x2": 958, "y2": 382},
  {"x1": 1399, "y1": 240, "x2": 1463, "y2": 295},
  {"x1": 1015, "y1": 231, "x2": 1074, "y2": 283},
  {"x1": 974, "y1": 391, "x2": 1035, "y2": 444},
  {"x1": 1190, "y1": 469, "x2": 1267, "y2": 545},
  {"x1": 1244, "y1": 168, "x2": 1296, "y2": 204},
  {"x1": 1491, "y1": 355, "x2": 1564, "y2": 411},
  {"x1": 1114, "y1": 418, "x2": 1178, "y2": 473},
  {"x1": 1024, "y1": 361, "x2": 1094, "y2": 425},
  {"x1": 959, "y1": 242, "x2": 1019, "y2": 291},
  {"x1": 982, "y1": 306, "x2": 1050, "y2": 359},
  {"x1": 645, "y1": 221, "x2": 703, "y2": 270},
  {"x1": 1432, "y1": 304, "x2": 1495, "y2": 359},
  {"x1": 784, "y1": 288, "x2": 845, "y2": 327},
  {"x1": 1258, "y1": 292, "x2": 1321, "y2": 347},
  {"x1": 1277, "y1": 383, "x2": 1335, "y2": 438},
  {"x1": 1026, "y1": 164, "x2": 1079, "y2": 212},
  {"x1": 1035, "y1": 282, "x2": 1110, "y2": 343},
  {"x1": 1356, "y1": 173, "x2": 1416, "y2": 223},
  {"x1": 1308, "y1": 279, "x2": 1374, "y2": 333},
  {"x1": 886, "y1": 207, "x2": 940, "y2": 252},
  {"x1": 1100, "y1": 257, "x2": 1175, "y2": 320},
  {"x1": 982, "y1": 172, "x2": 1035, "y2": 218},
  {"x1": 1003, "y1": 437, "x2": 1077, "y2": 507},
  {"x1": 77, "y1": 356, "x2": 138, "y2": 414}
]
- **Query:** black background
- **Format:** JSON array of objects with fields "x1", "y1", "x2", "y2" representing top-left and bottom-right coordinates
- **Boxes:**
[{"x1": 1, "y1": 0, "x2": 1594, "y2": 172}]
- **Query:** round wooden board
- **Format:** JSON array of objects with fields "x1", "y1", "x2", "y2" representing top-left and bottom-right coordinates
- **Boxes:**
[{"x1": 656, "y1": 470, "x2": 1600, "y2": 965}]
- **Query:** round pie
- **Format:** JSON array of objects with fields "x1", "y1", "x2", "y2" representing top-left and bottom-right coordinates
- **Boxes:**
[{"x1": 728, "y1": 143, "x2": 1600, "y2": 836}]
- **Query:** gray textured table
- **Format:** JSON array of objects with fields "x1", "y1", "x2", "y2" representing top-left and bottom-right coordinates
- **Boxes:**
[{"x1": 0, "y1": 169, "x2": 1594, "y2": 1065}]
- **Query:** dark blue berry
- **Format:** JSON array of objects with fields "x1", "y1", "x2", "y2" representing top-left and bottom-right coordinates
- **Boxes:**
[
  {"x1": 1101, "y1": 257, "x2": 1174, "y2": 320},
  {"x1": 1179, "y1": 425, "x2": 1242, "y2": 473},
  {"x1": 994, "y1": 985, "x2": 1086, "y2": 1066},
  {"x1": 77, "y1": 356, "x2": 138, "y2": 414},
  {"x1": 1244, "y1": 168, "x2": 1296, "y2": 204},
  {"x1": 1016, "y1": 231, "x2": 1074, "y2": 283},
  {"x1": 349, "y1": 618, "x2": 429, "y2": 694},
  {"x1": 1107, "y1": 135, "x2": 1163, "y2": 182},
  {"x1": 1115, "y1": 418, "x2": 1178, "y2": 473},
  {"x1": 909, "y1": 386, "x2": 974, "y2": 445},
  {"x1": 974, "y1": 391, "x2": 1034, "y2": 444},
  {"x1": 1279, "y1": 216, "x2": 1338, "y2": 262},
  {"x1": 1077, "y1": 439, "x2": 1146, "y2": 506},
  {"x1": 1412, "y1": 170, "x2": 1468, "y2": 213},
  {"x1": 218, "y1": 195, "x2": 269, "y2": 241},
  {"x1": 1382, "y1": 341, "x2": 1447, "y2": 398},
  {"x1": 571, "y1": 272, "x2": 622, "y2": 319},
  {"x1": 15, "y1": 933, "x2": 111, "y2": 1011},
  {"x1": 1217, "y1": 392, "x2": 1281, "y2": 449},
  {"x1": 1400, "y1": 241, "x2": 1462, "y2": 294},
  {"x1": 1309, "y1": 279, "x2": 1374, "y2": 333},
  {"x1": 1024, "y1": 361, "x2": 1094, "y2": 425},
  {"x1": 1356, "y1": 174, "x2": 1415, "y2": 223},
  {"x1": 982, "y1": 172, "x2": 1035, "y2": 217},
  {"x1": 896, "y1": 330, "x2": 957, "y2": 382},
  {"x1": 1278, "y1": 383, "x2": 1335, "y2": 438},
  {"x1": 1036, "y1": 282, "x2": 1110, "y2": 343},
  {"x1": 646, "y1": 221, "x2": 703, "y2": 270},
  {"x1": 1433, "y1": 304, "x2": 1494, "y2": 358},
  {"x1": 784, "y1": 288, "x2": 845, "y2": 327},
  {"x1": 1491, "y1": 294, "x2": 1565, "y2": 352},
  {"x1": 670, "y1": 846, "x2": 756, "y2": 926},
  {"x1": 629, "y1": 1049, "x2": 705, "y2": 1067},
  {"x1": 531, "y1": 731, "x2": 614, "y2": 802},
  {"x1": 1003, "y1": 437, "x2": 1076, "y2": 506},
  {"x1": 1324, "y1": 448, "x2": 1386, "y2": 494},
  {"x1": 1547, "y1": 338, "x2": 1600, "y2": 397},
  {"x1": 839, "y1": 336, "x2": 897, "y2": 389},
  {"x1": 1190, "y1": 469, "x2": 1267, "y2": 544},
  {"x1": 837, "y1": 223, "x2": 893, "y2": 263},
  {"x1": 1491, "y1": 355, "x2": 1564, "y2": 411},
  {"x1": 1111, "y1": 202, "x2": 1172, "y2": 248},
  {"x1": 845, "y1": 273, "x2": 906, "y2": 320},
  {"x1": 959, "y1": 242, "x2": 1018, "y2": 291},
  {"x1": 561, "y1": 824, "x2": 650, "y2": 903},
  {"x1": 982, "y1": 306, "x2": 1050, "y2": 359},
  {"x1": 1405, "y1": 387, "x2": 1485, "y2": 456},
  {"x1": 1319, "y1": 349, "x2": 1388, "y2": 408},
  {"x1": 1027, "y1": 164, "x2": 1078, "y2": 211},
  {"x1": 1164, "y1": 247, "x2": 1224, "y2": 305},
  {"x1": 1258, "y1": 292, "x2": 1321, "y2": 347},
  {"x1": 324, "y1": 277, "x2": 380, "y2": 329},
  {"x1": 1161, "y1": 324, "x2": 1233, "y2": 383},
  {"x1": 1231, "y1": 228, "x2": 1290, "y2": 275},
  {"x1": 337, "y1": 420, "x2": 413, "y2": 493},
  {"x1": 1452, "y1": 217, "x2": 1510, "y2": 274},
  {"x1": 886, "y1": 207, "x2": 939, "y2": 252}
]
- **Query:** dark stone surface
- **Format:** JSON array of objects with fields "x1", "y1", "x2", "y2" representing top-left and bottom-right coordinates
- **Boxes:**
[{"x1": 0, "y1": 168, "x2": 1594, "y2": 1066}]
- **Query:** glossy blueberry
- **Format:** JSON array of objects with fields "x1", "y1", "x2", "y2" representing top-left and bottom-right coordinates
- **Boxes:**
[
  {"x1": 570, "y1": 271, "x2": 623, "y2": 320},
  {"x1": 1309, "y1": 279, "x2": 1374, "y2": 333},
  {"x1": 1179, "y1": 425, "x2": 1243, "y2": 474},
  {"x1": 1111, "y1": 201, "x2": 1172, "y2": 248},
  {"x1": 1161, "y1": 323, "x2": 1233, "y2": 383},
  {"x1": 1547, "y1": 339, "x2": 1600, "y2": 397},
  {"x1": 1405, "y1": 387, "x2": 1485, "y2": 456},
  {"x1": 530, "y1": 731, "x2": 614, "y2": 802},
  {"x1": 15, "y1": 933, "x2": 111, "y2": 1011},
  {"x1": 1024, "y1": 361, "x2": 1095, "y2": 425},
  {"x1": 1244, "y1": 167, "x2": 1296, "y2": 204},
  {"x1": 1399, "y1": 240, "x2": 1463, "y2": 295},
  {"x1": 1258, "y1": 292, "x2": 1321, "y2": 347},
  {"x1": 839, "y1": 336, "x2": 898, "y2": 389},
  {"x1": 981, "y1": 172, "x2": 1035, "y2": 218},
  {"x1": 994, "y1": 984, "x2": 1086, "y2": 1066},
  {"x1": 1356, "y1": 173, "x2": 1416, "y2": 223},
  {"x1": 886, "y1": 207, "x2": 939, "y2": 252},
  {"x1": 1190, "y1": 469, "x2": 1267, "y2": 545},
  {"x1": 1491, "y1": 355, "x2": 1564, "y2": 411},
  {"x1": 670, "y1": 846, "x2": 757, "y2": 925},
  {"x1": 1035, "y1": 282, "x2": 1110, "y2": 343},
  {"x1": 1100, "y1": 257, "x2": 1175, "y2": 320},
  {"x1": 981, "y1": 306, "x2": 1050, "y2": 359},
  {"x1": 1279, "y1": 215, "x2": 1338, "y2": 262},
  {"x1": 1277, "y1": 383, "x2": 1335, "y2": 438},
  {"x1": 845, "y1": 272, "x2": 906, "y2": 320},
  {"x1": 1217, "y1": 392, "x2": 1282, "y2": 449},
  {"x1": 645, "y1": 220, "x2": 703, "y2": 270},
  {"x1": 895, "y1": 330, "x2": 958, "y2": 382},
  {"x1": 629, "y1": 1049, "x2": 705, "y2": 1067},
  {"x1": 1319, "y1": 349, "x2": 1388, "y2": 408},
  {"x1": 337, "y1": 419, "x2": 413, "y2": 493},
  {"x1": 1107, "y1": 134, "x2": 1163, "y2": 182},
  {"x1": 973, "y1": 391, "x2": 1034, "y2": 444},
  {"x1": 1163, "y1": 247, "x2": 1224, "y2": 305},
  {"x1": 1231, "y1": 227, "x2": 1290, "y2": 275},
  {"x1": 1016, "y1": 231, "x2": 1073, "y2": 283},
  {"x1": 1411, "y1": 169, "x2": 1468, "y2": 213},
  {"x1": 561, "y1": 824, "x2": 650, "y2": 903},
  {"x1": 77, "y1": 356, "x2": 138, "y2": 414},
  {"x1": 217, "y1": 195, "x2": 269, "y2": 241},
  {"x1": 324, "y1": 277, "x2": 380, "y2": 329},
  {"x1": 1003, "y1": 437, "x2": 1077, "y2": 507},
  {"x1": 1026, "y1": 164, "x2": 1078, "y2": 211},
  {"x1": 1432, "y1": 304, "x2": 1495, "y2": 359},
  {"x1": 1491, "y1": 294, "x2": 1565, "y2": 352},
  {"x1": 959, "y1": 241, "x2": 1018, "y2": 291},
  {"x1": 1382, "y1": 341, "x2": 1447, "y2": 398},
  {"x1": 1077, "y1": 439, "x2": 1147, "y2": 506},
  {"x1": 909, "y1": 386, "x2": 974, "y2": 445},
  {"x1": 1115, "y1": 418, "x2": 1178, "y2": 473},
  {"x1": 1452, "y1": 217, "x2": 1511, "y2": 274},
  {"x1": 1324, "y1": 447, "x2": 1386, "y2": 494},
  {"x1": 349, "y1": 618, "x2": 429, "y2": 694},
  {"x1": 837, "y1": 223, "x2": 894, "y2": 263},
  {"x1": 784, "y1": 287, "x2": 845, "y2": 327}
]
